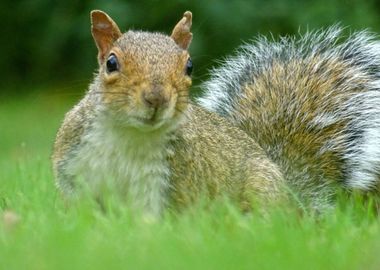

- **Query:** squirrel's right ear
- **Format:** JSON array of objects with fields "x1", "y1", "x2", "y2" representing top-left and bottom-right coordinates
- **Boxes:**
[
  {"x1": 91, "y1": 10, "x2": 122, "y2": 64},
  {"x1": 171, "y1": 11, "x2": 193, "y2": 50}
]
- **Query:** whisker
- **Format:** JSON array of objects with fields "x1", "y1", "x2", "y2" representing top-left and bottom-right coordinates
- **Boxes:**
[
  {"x1": 177, "y1": 98, "x2": 189, "y2": 103},
  {"x1": 119, "y1": 73, "x2": 129, "y2": 80},
  {"x1": 175, "y1": 107, "x2": 191, "y2": 122},
  {"x1": 91, "y1": 91, "x2": 131, "y2": 95},
  {"x1": 103, "y1": 99, "x2": 129, "y2": 106},
  {"x1": 177, "y1": 92, "x2": 190, "y2": 98}
]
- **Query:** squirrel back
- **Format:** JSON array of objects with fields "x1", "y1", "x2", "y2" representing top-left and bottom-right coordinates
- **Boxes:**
[{"x1": 199, "y1": 27, "x2": 380, "y2": 209}]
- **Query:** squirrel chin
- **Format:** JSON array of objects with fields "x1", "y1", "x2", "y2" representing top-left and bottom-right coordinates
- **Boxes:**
[
  {"x1": 122, "y1": 114, "x2": 180, "y2": 133},
  {"x1": 128, "y1": 117, "x2": 168, "y2": 132}
]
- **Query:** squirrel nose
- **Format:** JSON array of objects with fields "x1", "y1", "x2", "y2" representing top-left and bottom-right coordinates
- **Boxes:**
[{"x1": 142, "y1": 88, "x2": 168, "y2": 109}]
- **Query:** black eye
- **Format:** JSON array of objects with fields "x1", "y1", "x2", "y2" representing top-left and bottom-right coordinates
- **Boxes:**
[
  {"x1": 185, "y1": 58, "x2": 193, "y2": 76},
  {"x1": 106, "y1": 54, "x2": 119, "y2": 73}
]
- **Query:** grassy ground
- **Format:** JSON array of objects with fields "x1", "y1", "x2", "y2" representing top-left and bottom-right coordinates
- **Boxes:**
[{"x1": 1, "y1": 90, "x2": 380, "y2": 270}]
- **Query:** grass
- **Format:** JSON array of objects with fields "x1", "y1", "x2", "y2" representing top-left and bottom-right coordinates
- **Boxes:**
[{"x1": 1, "y1": 90, "x2": 380, "y2": 270}]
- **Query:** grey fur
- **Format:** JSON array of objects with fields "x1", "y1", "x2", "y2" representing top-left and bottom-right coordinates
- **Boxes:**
[{"x1": 199, "y1": 27, "x2": 380, "y2": 205}]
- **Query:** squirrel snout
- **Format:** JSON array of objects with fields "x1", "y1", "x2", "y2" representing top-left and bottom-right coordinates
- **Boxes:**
[{"x1": 142, "y1": 87, "x2": 169, "y2": 109}]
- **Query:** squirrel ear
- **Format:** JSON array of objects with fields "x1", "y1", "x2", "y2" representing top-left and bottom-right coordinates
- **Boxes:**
[
  {"x1": 171, "y1": 11, "x2": 193, "y2": 50},
  {"x1": 91, "y1": 10, "x2": 122, "y2": 63}
]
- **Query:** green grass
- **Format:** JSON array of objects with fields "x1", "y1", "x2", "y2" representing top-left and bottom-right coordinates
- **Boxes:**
[{"x1": 1, "y1": 91, "x2": 380, "y2": 270}]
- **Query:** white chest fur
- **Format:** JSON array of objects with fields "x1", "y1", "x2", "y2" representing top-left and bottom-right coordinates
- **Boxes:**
[{"x1": 67, "y1": 118, "x2": 172, "y2": 216}]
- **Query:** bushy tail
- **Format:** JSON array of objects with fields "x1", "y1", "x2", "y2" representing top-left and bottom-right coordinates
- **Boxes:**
[{"x1": 198, "y1": 27, "x2": 380, "y2": 209}]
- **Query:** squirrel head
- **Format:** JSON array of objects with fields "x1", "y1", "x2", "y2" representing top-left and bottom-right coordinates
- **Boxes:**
[{"x1": 90, "y1": 10, "x2": 193, "y2": 131}]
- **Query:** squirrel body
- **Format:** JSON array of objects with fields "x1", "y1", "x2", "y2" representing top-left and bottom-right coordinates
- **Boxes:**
[
  {"x1": 52, "y1": 11, "x2": 284, "y2": 215},
  {"x1": 199, "y1": 27, "x2": 380, "y2": 209}
]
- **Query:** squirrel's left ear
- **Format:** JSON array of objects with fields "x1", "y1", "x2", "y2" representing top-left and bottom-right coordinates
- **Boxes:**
[
  {"x1": 91, "y1": 10, "x2": 122, "y2": 64},
  {"x1": 171, "y1": 11, "x2": 193, "y2": 50}
]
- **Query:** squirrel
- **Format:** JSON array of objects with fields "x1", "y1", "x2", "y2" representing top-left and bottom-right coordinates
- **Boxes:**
[
  {"x1": 198, "y1": 27, "x2": 380, "y2": 210},
  {"x1": 52, "y1": 10, "x2": 285, "y2": 216}
]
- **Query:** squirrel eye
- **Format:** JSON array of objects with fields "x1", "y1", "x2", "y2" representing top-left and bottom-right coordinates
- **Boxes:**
[
  {"x1": 185, "y1": 58, "x2": 193, "y2": 76},
  {"x1": 106, "y1": 54, "x2": 119, "y2": 73}
]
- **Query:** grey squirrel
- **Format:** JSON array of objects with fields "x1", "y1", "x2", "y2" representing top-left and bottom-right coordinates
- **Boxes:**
[
  {"x1": 198, "y1": 27, "x2": 380, "y2": 210},
  {"x1": 52, "y1": 10, "x2": 284, "y2": 216},
  {"x1": 53, "y1": 10, "x2": 380, "y2": 215}
]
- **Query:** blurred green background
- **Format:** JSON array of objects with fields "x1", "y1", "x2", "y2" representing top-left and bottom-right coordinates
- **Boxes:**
[
  {"x1": 2, "y1": 0, "x2": 380, "y2": 94},
  {"x1": 2, "y1": 3, "x2": 380, "y2": 269}
]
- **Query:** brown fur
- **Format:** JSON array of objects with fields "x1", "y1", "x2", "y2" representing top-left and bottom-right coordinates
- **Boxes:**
[
  {"x1": 52, "y1": 10, "x2": 287, "y2": 213},
  {"x1": 168, "y1": 105, "x2": 285, "y2": 211},
  {"x1": 229, "y1": 55, "x2": 371, "y2": 207}
]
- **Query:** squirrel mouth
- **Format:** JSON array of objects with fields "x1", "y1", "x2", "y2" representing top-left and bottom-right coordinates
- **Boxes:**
[
  {"x1": 141, "y1": 108, "x2": 159, "y2": 125},
  {"x1": 128, "y1": 106, "x2": 176, "y2": 130},
  {"x1": 132, "y1": 109, "x2": 164, "y2": 127},
  {"x1": 130, "y1": 116, "x2": 168, "y2": 131}
]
